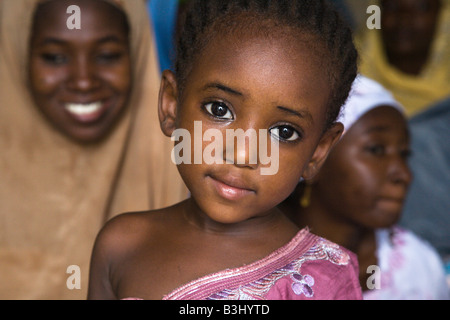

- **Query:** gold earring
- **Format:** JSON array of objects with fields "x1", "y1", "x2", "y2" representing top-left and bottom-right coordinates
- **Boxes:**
[{"x1": 300, "y1": 183, "x2": 312, "y2": 208}]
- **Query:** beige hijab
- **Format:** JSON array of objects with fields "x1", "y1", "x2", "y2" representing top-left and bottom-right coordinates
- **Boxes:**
[{"x1": 0, "y1": 0, "x2": 187, "y2": 299}]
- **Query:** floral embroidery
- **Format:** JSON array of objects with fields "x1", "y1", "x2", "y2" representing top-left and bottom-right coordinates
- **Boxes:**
[
  {"x1": 291, "y1": 273, "x2": 314, "y2": 297},
  {"x1": 380, "y1": 227, "x2": 406, "y2": 291},
  {"x1": 308, "y1": 239, "x2": 350, "y2": 265},
  {"x1": 207, "y1": 237, "x2": 349, "y2": 300}
]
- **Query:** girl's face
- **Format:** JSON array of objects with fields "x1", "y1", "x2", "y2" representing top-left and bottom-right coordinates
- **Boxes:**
[
  {"x1": 29, "y1": 0, "x2": 131, "y2": 143},
  {"x1": 160, "y1": 32, "x2": 342, "y2": 225},
  {"x1": 314, "y1": 106, "x2": 412, "y2": 229}
]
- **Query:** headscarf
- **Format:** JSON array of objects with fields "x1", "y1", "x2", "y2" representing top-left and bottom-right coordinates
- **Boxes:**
[
  {"x1": 355, "y1": 0, "x2": 450, "y2": 117},
  {"x1": 0, "y1": 0, "x2": 188, "y2": 299},
  {"x1": 338, "y1": 74, "x2": 404, "y2": 135}
]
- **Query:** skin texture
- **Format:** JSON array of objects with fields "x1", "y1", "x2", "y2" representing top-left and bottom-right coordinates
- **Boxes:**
[
  {"x1": 283, "y1": 106, "x2": 412, "y2": 290},
  {"x1": 380, "y1": 0, "x2": 441, "y2": 75},
  {"x1": 87, "y1": 30, "x2": 343, "y2": 300},
  {"x1": 28, "y1": 0, "x2": 131, "y2": 143}
]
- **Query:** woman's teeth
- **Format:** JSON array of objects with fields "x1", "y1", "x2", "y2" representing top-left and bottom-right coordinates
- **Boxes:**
[{"x1": 65, "y1": 102, "x2": 102, "y2": 116}]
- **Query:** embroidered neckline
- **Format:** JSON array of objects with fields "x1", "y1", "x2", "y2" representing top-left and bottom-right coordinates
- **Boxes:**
[
  {"x1": 163, "y1": 228, "x2": 316, "y2": 300},
  {"x1": 205, "y1": 237, "x2": 350, "y2": 300}
]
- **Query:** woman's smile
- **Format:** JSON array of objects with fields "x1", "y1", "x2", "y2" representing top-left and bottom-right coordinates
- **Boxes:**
[{"x1": 63, "y1": 99, "x2": 111, "y2": 123}]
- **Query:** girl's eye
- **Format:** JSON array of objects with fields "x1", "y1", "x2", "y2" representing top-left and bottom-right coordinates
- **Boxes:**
[
  {"x1": 400, "y1": 148, "x2": 412, "y2": 159},
  {"x1": 270, "y1": 125, "x2": 300, "y2": 142},
  {"x1": 365, "y1": 144, "x2": 386, "y2": 156},
  {"x1": 203, "y1": 102, "x2": 234, "y2": 120}
]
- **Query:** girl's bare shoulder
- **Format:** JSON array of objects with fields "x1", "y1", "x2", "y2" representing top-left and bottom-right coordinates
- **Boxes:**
[
  {"x1": 88, "y1": 203, "x2": 186, "y2": 299},
  {"x1": 93, "y1": 203, "x2": 183, "y2": 262}
]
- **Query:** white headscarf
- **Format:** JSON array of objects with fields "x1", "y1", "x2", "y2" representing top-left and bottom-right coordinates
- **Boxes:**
[
  {"x1": 338, "y1": 75, "x2": 404, "y2": 135},
  {"x1": 299, "y1": 75, "x2": 404, "y2": 183}
]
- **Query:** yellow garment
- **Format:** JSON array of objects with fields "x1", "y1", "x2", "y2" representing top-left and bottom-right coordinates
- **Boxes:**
[
  {"x1": 0, "y1": 0, "x2": 187, "y2": 299},
  {"x1": 355, "y1": 0, "x2": 450, "y2": 116}
]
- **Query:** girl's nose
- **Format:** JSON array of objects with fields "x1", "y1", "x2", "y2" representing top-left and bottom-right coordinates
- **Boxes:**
[
  {"x1": 388, "y1": 155, "x2": 412, "y2": 187},
  {"x1": 224, "y1": 129, "x2": 259, "y2": 169}
]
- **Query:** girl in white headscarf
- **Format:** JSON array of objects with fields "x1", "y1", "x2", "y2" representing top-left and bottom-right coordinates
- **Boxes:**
[{"x1": 281, "y1": 75, "x2": 449, "y2": 299}]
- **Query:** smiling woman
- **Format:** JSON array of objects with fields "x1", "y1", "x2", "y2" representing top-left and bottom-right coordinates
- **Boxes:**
[
  {"x1": 28, "y1": 0, "x2": 131, "y2": 143},
  {"x1": 0, "y1": 0, "x2": 187, "y2": 299}
]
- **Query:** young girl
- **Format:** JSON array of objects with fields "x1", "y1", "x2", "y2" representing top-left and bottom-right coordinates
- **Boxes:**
[
  {"x1": 88, "y1": 0, "x2": 361, "y2": 300},
  {"x1": 281, "y1": 75, "x2": 449, "y2": 299}
]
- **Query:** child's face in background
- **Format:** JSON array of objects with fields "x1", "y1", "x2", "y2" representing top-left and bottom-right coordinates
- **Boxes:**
[
  {"x1": 313, "y1": 106, "x2": 412, "y2": 229},
  {"x1": 160, "y1": 32, "x2": 342, "y2": 224},
  {"x1": 29, "y1": 0, "x2": 131, "y2": 143}
]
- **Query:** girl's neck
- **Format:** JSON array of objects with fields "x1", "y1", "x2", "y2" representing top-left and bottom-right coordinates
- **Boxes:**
[{"x1": 182, "y1": 197, "x2": 299, "y2": 239}]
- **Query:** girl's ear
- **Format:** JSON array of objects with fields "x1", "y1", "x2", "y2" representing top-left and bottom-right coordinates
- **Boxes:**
[
  {"x1": 302, "y1": 122, "x2": 343, "y2": 181},
  {"x1": 158, "y1": 70, "x2": 179, "y2": 137}
]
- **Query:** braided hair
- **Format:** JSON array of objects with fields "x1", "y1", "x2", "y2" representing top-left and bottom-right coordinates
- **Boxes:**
[{"x1": 174, "y1": 0, "x2": 358, "y2": 130}]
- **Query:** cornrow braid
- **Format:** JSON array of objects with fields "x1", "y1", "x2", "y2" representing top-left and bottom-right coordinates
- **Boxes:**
[{"x1": 174, "y1": 0, "x2": 358, "y2": 129}]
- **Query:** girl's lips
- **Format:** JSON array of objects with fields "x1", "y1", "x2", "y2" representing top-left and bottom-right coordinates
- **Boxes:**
[
  {"x1": 64, "y1": 100, "x2": 108, "y2": 123},
  {"x1": 208, "y1": 175, "x2": 255, "y2": 201}
]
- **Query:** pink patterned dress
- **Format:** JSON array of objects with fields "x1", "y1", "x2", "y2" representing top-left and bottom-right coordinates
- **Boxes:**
[{"x1": 162, "y1": 228, "x2": 362, "y2": 300}]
